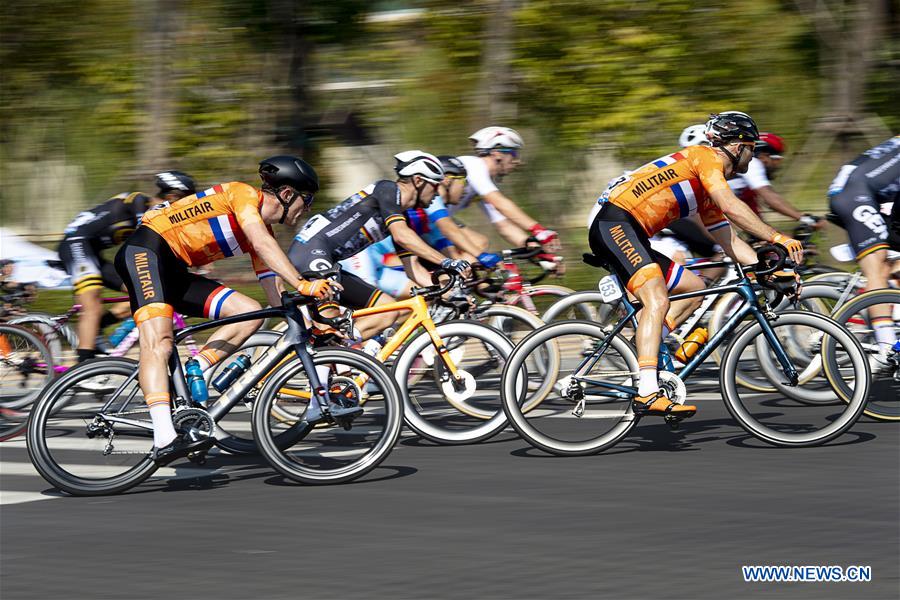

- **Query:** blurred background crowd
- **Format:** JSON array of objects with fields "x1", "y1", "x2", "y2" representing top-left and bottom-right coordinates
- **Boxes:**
[{"x1": 1, "y1": 0, "x2": 898, "y2": 289}]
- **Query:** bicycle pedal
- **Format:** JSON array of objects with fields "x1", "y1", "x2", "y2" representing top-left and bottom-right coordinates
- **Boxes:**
[
  {"x1": 664, "y1": 416, "x2": 681, "y2": 430},
  {"x1": 187, "y1": 451, "x2": 207, "y2": 466},
  {"x1": 572, "y1": 398, "x2": 586, "y2": 418}
]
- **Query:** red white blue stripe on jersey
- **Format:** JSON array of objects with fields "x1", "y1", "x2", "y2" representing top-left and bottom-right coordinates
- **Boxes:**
[
  {"x1": 649, "y1": 153, "x2": 702, "y2": 218},
  {"x1": 208, "y1": 214, "x2": 245, "y2": 258},
  {"x1": 195, "y1": 185, "x2": 224, "y2": 199},
  {"x1": 204, "y1": 285, "x2": 235, "y2": 319}
]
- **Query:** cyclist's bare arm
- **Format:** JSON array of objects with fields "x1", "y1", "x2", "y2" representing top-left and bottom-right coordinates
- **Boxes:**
[
  {"x1": 242, "y1": 220, "x2": 304, "y2": 286},
  {"x1": 434, "y1": 216, "x2": 488, "y2": 256},
  {"x1": 494, "y1": 217, "x2": 531, "y2": 247},
  {"x1": 400, "y1": 255, "x2": 434, "y2": 288},
  {"x1": 259, "y1": 276, "x2": 282, "y2": 307},
  {"x1": 754, "y1": 186, "x2": 804, "y2": 221},
  {"x1": 709, "y1": 188, "x2": 779, "y2": 242},
  {"x1": 709, "y1": 224, "x2": 758, "y2": 265},
  {"x1": 483, "y1": 191, "x2": 537, "y2": 231},
  {"x1": 388, "y1": 220, "x2": 448, "y2": 265}
]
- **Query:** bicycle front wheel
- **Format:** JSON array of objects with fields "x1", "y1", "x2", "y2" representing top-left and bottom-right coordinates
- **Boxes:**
[
  {"x1": 26, "y1": 357, "x2": 158, "y2": 495},
  {"x1": 252, "y1": 348, "x2": 403, "y2": 485},
  {"x1": 825, "y1": 289, "x2": 900, "y2": 421},
  {"x1": 720, "y1": 311, "x2": 869, "y2": 446},
  {"x1": 0, "y1": 323, "x2": 55, "y2": 411},
  {"x1": 502, "y1": 320, "x2": 639, "y2": 456}
]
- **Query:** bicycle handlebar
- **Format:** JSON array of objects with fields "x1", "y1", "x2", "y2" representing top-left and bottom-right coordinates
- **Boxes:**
[
  {"x1": 412, "y1": 268, "x2": 461, "y2": 299},
  {"x1": 749, "y1": 244, "x2": 788, "y2": 277}
]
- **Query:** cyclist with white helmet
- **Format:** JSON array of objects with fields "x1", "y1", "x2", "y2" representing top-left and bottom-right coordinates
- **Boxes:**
[
  {"x1": 288, "y1": 151, "x2": 470, "y2": 340},
  {"x1": 451, "y1": 126, "x2": 563, "y2": 254},
  {"x1": 589, "y1": 111, "x2": 803, "y2": 419},
  {"x1": 681, "y1": 124, "x2": 823, "y2": 230},
  {"x1": 59, "y1": 171, "x2": 196, "y2": 363}
]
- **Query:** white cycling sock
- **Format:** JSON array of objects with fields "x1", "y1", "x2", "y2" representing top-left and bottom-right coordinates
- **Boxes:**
[
  {"x1": 872, "y1": 318, "x2": 897, "y2": 352},
  {"x1": 637, "y1": 368, "x2": 660, "y2": 397},
  {"x1": 149, "y1": 404, "x2": 178, "y2": 448}
]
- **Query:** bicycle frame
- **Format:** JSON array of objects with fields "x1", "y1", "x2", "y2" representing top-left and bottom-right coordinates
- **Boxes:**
[
  {"x1": 571, "y1": 277, "x2": 800, "y2": 399},
  {"x1": 96, "y1": 301, "x2": 327, "y2": 435}
]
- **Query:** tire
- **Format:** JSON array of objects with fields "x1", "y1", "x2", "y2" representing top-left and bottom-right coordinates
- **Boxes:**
[
  {"x1": 26, "y1": 357, "x2": 159, "y2": 496},
  {"x1": 825, "y1": 289, "x2": 900, "y2": 421},
  {"x1": 392, "y1": 320, "x2": 515, "y2": 444},
  {"x1": 501, "y1": 320, "x2": 639, "y2": 456},
  {"x1": 9, "y1": 314, "x2": 75, "y2": 365},
  {"x1": 479, "y1": 304, "x2": 559, "y2": 404},
  {"x1": 720, "y1": 311, "x2": 869, "y2": 446},
  {"x1": 0, "y1": 323, "x2": 56, "y2": 410},
  {"x1": 252, "y1": 348, "x2": 403, "y2": 485},
  {"x1": 540, "y1": 291, "x2": 619, "y2": 325}
]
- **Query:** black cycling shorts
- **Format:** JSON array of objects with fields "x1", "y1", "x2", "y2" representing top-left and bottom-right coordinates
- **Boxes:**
[
  {"x1": 58, "y1": 237, "x2": 123, "y2": 295},
  {"x1": 589, "y1": 203, "x2": 680, "y2": 294},
  {"x1": 889, "y1": 200, "x2": 900, "y2": 252},
  {"x1": 288, "y1": 240, "x2": 383, "y2": 310},
  {"x1": 114, "y1": 227, "x2": 234, "y2": 324},
  {"x1": 829, "y1": 178, "x2": 891, "y2": 260}
]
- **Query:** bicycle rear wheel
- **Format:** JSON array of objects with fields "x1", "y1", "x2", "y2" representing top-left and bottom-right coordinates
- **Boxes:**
[
  {"x1": 502, "y1": 320, "x2": 639, "y2": 456},
  {"x1": 720, "y1": 312, "x2": 869, "y2": 446},
  {"x1": 252, "y1": 348, "x2": 402, "y2": 484},
  {"x1": 26, "y1": 357, "x2": 158, "y2": 495}
]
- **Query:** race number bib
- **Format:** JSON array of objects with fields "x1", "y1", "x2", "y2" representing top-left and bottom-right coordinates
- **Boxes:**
[
  {"x1": 296, "y1": 214, "x2": 331, "y2": 243},
  {"x1": 597, "y1": 275, "x2": 623, "y2": 302}
]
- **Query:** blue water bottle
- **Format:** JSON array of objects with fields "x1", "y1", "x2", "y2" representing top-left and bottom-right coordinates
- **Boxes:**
[
  {"x1": 109, "y1": 317, "x2": 136, "y2": 346},
  {"x1": 185, "y1": 358, "x2": 209, "y2": 405},
  {"x1": 211, "y1": 354, "x2": 251, "y2": 393}
]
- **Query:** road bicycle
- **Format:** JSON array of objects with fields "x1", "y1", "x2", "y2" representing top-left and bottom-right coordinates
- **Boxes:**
[
  {"x1": 264, "y1": 268, "x2": 528, "y2": 446},
  {"x1": 10, "y1": 296, "x2": 200, "y2": 369},
  {"x1": 500, "y1": 246, "x2": 871, "y2": 456},
  {"x1": 26, "y1": 292, "x2": 403, "y2": 496}
]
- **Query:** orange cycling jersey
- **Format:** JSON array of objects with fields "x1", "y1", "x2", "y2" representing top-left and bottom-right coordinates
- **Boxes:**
[
  {"x1": 141, "y1": 181, "x2": 274, "y2": 280},
  {"x1": 608, "y1": 145, "x2": 732, "y2": 237}
]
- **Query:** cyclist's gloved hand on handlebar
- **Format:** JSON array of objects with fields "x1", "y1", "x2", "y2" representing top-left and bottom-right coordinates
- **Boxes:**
[
  {"x1": 772, "y1": 233, "x2": 804, "y2": 266},
  {"x1": 440, "y1": 258, "x2": 471, "y2": 276},
  {"x1": 537, "y1": 253, "x2": 566, "y2": 276},
  {"x1": 297, "y1": 278, "x2": 339, "y2": 300},
  {"x1": 762, "y1": 269, "x2": 802, "y2": 301},
  {"x1": 477, "y1": 252, "x2": 502, "y2": 269},
  {"x1": 529, "y1": 223, "x2": 562, "y2": 252}
]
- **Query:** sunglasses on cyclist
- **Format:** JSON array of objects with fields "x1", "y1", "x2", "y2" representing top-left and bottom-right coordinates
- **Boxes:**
[
  {"x1": 496, "y1": 148, "x2": 519, "y2": 159},
  {"x1": 445, "y1": 175, "x2": 466, "y2": 181}
]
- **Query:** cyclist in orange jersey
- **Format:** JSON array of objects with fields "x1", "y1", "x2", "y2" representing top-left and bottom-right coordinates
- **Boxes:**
[
  {"x1": 588, "y1": 112, "x2": 804, "y2": 418},
  {"x1": 114, "y1": 156, "x2": 340, "y2": 464}
]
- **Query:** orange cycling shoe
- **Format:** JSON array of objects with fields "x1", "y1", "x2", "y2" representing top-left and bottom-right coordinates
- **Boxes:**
[{"x1": 632, "y1": 391, "x2": 697, "y2": 418}]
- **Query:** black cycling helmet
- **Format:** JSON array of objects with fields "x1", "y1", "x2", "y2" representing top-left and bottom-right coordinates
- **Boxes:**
[
  {"x1": 437, "y1": 155, "x2": 467, "y2": 177},
  {"x1": 258, "y1": 155, "x2": 319, "y2": 194},
  {"x1": 155, "y1": 171, "x2": 196, "y2": 196},
  {"x1": 704, "y1": 111, "x2": 760, "y2": 146}
]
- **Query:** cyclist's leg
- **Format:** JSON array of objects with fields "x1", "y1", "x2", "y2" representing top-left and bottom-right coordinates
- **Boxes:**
[
  {"x1": 589, "y1": 206, "x2": 695, "y2": 416},
  {"x1": 655, "y1": 251, "x2": 705, "y2": 329},
  {"x1": 114, "y1": 228, "x2": 213, "y2": 457},
  {"x1": 60, "y1": 237, "x2": 106, "y2": 361},
  {"x1": 831, "y1": 187, "x2": 894, "y2": 350},
  {"x1": 338, "y1": 271, "x2": 398, "y2": 340},
  {"x1": 174, "y1": 275, "x2": 263, "y2": 371}
]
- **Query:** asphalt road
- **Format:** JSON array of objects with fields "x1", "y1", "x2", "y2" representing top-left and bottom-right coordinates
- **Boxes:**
[{"x1": 1, "y1": 389, "x2": 898, "y2": 600}]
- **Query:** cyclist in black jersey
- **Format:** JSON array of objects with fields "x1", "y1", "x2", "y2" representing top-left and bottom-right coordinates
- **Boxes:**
[
  {"x1": 828, "y1": 136, "x2": 900, "y2": 360},
  {"x1": 288, "y1": 151, "x2": 470, "y2": 340},
  {"x1": 59, "y1": 171, "x2": 195, "y2": 362}
]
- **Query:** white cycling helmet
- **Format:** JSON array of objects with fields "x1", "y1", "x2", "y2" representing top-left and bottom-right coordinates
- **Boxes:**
[
  {"x1": 679, "y1": 124, "x2": 709, "y2": 148},
  {"x1": 393, "y1": 150, "x2": 444, "y2": 184},
  {"x1": 469, "y1": 126, "x2": 524, "y2": 153}
]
